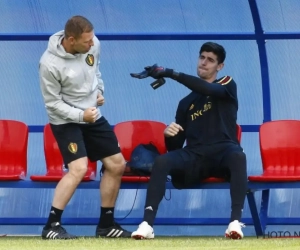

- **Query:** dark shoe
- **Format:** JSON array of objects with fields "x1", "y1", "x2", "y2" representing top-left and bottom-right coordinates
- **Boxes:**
[
  {"x1": 96, "y1": 223, "x2": 131, "y2": 238},
  {"x1": 42, "y1": 222, "x2": 78, "y2": 240}
]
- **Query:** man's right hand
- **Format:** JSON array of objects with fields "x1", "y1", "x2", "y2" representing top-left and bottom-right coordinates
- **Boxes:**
[
  {"x1": 83, "y1": 107, "x2": 99, "y2": 123},
  {"x1": 164, "y1": 122, "x2": 184, "y2": 137}
]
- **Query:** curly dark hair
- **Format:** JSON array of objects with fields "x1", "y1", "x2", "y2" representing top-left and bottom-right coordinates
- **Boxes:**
[{"x1": 200, "y1": 42, "x2": 226, "y2": 64}]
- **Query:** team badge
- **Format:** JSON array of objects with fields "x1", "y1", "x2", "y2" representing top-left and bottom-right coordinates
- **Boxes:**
[
  {"x1": 68, "y1": 143, "x2": 78, "y2": 154},
  {"x1": 189, "y1": 104, "x2": 194, "y2": 110},
  {"x1": 85, "y1": 54, "x2": 94, "y2": 66},
  {"x1": 217, "y1": 76, "x2": 232, "y2": 85}
]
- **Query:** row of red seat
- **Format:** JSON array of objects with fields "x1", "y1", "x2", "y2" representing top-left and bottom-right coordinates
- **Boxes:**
[
  {"x1": 1, "y1": 119, "x2": 300, "y2": 183},
  {"x1": 0, "y1": 120, "x2": 242, "y2": 183}
]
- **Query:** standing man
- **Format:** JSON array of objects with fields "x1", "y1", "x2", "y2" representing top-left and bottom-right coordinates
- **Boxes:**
[
  {"x1": 39, "y1": 15, "x2": 131, "y2": 239},
  {"x1": 131, "y1": 42, "x2": 247, "y2": 239}
]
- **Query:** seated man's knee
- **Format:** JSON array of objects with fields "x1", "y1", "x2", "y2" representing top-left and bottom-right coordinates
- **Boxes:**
[
  {"x1": 227, "y1": 151, "x2": 247, "y2": 170},
  {"x1": 68, "y1": 157, "x2": 88, "y2": 179},
  {"x1": 152, "y1": 154, "x2": 173, "y2": 173},
  {"x1": 102, "y1": 153, "x2": 126, "y2": 176}
]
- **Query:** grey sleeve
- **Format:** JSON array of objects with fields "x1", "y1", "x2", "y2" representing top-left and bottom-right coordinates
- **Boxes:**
[
  {"x1": 96, "y1": 41, "x2": 104, "y2": 94},
  {"x1": 39, "y1": 63, "x2": 84, "y2": 122}
]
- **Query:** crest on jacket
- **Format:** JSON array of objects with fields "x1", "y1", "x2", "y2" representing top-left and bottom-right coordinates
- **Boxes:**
[
  {"x1": 68, "y1": 143, "x2": 78, "y2": 154},
  {"x1": 85, "y1": 54, "x2": 94, "y2": 66}
]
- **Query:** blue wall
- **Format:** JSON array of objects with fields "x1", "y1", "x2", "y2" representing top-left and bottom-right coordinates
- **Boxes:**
[{"x1": 0, "y1": 0, "x2": 300, "y2": 236}]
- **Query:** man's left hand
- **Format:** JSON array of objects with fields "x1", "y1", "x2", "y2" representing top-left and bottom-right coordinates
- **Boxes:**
[{"x1": 97, "y1": 93, "x2": 105, "y2": 106}]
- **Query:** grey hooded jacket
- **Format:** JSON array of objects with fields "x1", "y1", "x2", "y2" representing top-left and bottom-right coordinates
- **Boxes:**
[{"x1": 39, "y1": 30, "x2": 104, "y2": 124}]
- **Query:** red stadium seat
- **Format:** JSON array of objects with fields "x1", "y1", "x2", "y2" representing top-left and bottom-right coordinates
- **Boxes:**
[
  {"x1": 113, "y1": 120, "x2": 167, "y2": 182},
  {"x1": 249, "y1": 120, "x2": 300, "y2": 182},
  {"x1": 236, "y1": 123, "x2": 242, "y2": 143},
  {"x1": 0, "y1": 120, "x2": 28, "y2": 180},
  {"x1": 30, "y1": 123, "x2": 97, "y2": 182}
]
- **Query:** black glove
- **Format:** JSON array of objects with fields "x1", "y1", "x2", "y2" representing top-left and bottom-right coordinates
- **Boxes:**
[
  {"x1": 130, "y1": 64, "x2": 174, "y2": 80},
  {"x1": 130, "y1": 64, "x2": 177, "y2": 90},
  {"x1": 150, "y1": 78, "x2": 166, "y2": 90},
  {"x1": 144, "y1": 64, "x2": 174, "y2": 79},
  {"x1": 130, "y1": 68, "x2": 149, "y2": 79}
]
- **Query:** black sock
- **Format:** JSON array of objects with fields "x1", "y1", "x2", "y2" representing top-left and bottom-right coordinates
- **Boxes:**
[
  {"x1": 143, "y1": 206, "x2": 156, "y2": 227},
  {"x1": 98, "y1": 207, "x2": 114, "y2": 228},
  {"x1": 44, "y1": 206, "x2": 63, "y2": 229},
  {"x1": 230, "y1": 207, "x2": 243, "y2": 222}
]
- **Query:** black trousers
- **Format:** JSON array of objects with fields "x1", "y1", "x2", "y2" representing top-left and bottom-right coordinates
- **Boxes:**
[{"x1": 143, "y1": 142, "x2": 247, "y2": 225}]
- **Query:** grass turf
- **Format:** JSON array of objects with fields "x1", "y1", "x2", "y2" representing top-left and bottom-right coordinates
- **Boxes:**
[{"x1": 0, "y1": 237, "x2": 300, "y2": 250}]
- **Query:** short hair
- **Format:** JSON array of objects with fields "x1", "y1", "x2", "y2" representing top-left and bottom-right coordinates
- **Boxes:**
[
  {"x1": 199, "y1": 42, "x2": 226, "y2": 64},
  {"x1": 64, "y1": 15, "x2": 94, "y2": 39}
]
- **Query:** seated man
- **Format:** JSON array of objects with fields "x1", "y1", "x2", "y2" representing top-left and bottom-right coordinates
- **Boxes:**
[{"x1": 131, "y1": 42, "x2": 247, "y2": 240}]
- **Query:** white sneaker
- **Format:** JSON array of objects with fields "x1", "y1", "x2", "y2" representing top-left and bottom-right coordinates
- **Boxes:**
[
  {"x1": 131, "y1": 221, "x2": 154, "y2": 239},
  {"x1": 225, "y1": 220, "x2": 245, "y2": 239}
]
